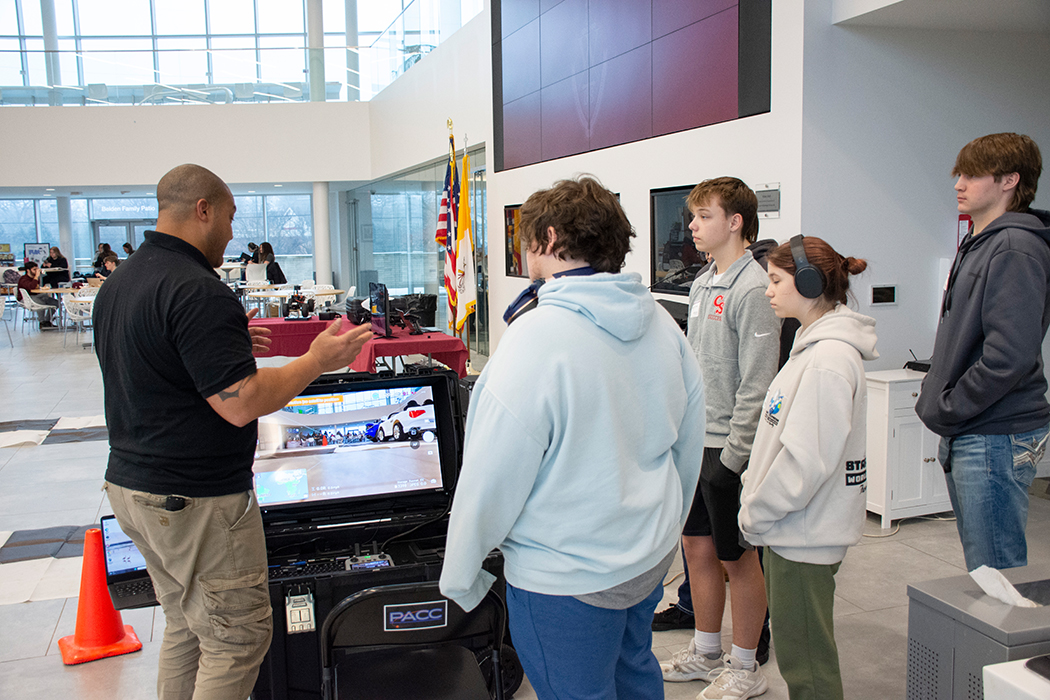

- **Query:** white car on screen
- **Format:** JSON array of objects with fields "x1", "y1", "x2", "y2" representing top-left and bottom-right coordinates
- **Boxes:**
[{"x1": 374, "y1": 399, "x2": 436, "y2": 442}]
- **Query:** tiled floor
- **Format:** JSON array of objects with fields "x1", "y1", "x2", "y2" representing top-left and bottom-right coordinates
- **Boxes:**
[{"x1": 0, "y1": 319, "x2": 1048, "y2": 699}]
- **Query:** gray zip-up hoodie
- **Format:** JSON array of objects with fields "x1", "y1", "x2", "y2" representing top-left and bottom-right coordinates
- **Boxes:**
[
  {"x1": 916, "y1": 209, "x2": 1050, "y2": 437},
  {"x1": 687, "y1": 251, "x2": 781, "y2": 472}
]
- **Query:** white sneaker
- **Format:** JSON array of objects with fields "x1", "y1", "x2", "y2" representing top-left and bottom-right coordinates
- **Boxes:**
[
  {"x1": 698, "y1": 655, "x2": 769, "y2": 699},
  {"x1": 660, "y1": 640, "x2": 727, "y2": 682}
]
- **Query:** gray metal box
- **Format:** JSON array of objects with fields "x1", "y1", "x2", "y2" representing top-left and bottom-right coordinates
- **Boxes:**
[{"x1": 907, "y1": 565, "x2": 1050, "y2": 700}]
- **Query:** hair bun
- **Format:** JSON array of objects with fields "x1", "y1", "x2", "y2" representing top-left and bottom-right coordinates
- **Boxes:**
[{"x1": 845, "y1": 256, "x2": 868, "y2": 275}]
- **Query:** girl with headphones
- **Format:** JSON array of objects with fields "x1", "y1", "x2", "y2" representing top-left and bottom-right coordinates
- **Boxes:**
[{"x1": 738, "y1": 235, "x2": 878, "y2": 700}]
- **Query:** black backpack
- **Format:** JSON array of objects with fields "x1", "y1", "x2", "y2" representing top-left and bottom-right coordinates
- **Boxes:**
[{"x1": 267, "y1": 261, "x2": 287, "y2": 285}]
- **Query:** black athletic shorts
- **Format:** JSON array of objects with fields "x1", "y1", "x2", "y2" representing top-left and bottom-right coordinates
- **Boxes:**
[{"x1": 682, "y1": 447, "x2": 750, "y2": 562}]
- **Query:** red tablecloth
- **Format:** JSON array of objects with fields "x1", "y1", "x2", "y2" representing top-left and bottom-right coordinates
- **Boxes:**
[
  {"x1": 250, "y1": 318, "x2": 331, "y2": 357},
  {"x1": 249, "y1": 318, "x2": 469, "y2": 377}
]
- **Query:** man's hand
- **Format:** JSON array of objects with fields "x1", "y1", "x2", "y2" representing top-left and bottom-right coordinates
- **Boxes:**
[
  {"x1": 246, "y1": 308, "x2": 272, "y2": 355},
  {"x1": 306, "y1": 318, "x2": 373, "y2": 373}
]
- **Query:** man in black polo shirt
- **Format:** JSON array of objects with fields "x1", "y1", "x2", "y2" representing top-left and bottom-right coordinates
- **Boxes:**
[{"x1": 94, "y1": 163, "x2": 371, "y2": 700}]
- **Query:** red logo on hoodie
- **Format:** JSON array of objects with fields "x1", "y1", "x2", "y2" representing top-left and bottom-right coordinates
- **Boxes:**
[{"x1": 713, "y1": 295, "x2": 724, "y2": 315}]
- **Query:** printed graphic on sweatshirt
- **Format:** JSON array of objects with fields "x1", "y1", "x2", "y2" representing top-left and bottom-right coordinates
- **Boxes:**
[
  {"x1": 846, "y1": 459, "x2": 867, "y2": 491},
  {"x1": 763, "y1": 390, "x2": 783, "y2": 427},
  {"x1": 707, "y1": 294, "x2": 724, "y2": 321}
]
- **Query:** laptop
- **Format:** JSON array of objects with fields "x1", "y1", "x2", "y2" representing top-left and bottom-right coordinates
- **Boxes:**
[
  {"x1": 86, "y1": 277, "x2": 104, "y2": 287},
  {"x1": 100, "y1": 514, "x2": 158, "y2": 610}
]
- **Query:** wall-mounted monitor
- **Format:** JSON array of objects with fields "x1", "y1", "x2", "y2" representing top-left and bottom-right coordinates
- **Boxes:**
[
  {"x1": 492, "y1": 0, "x2": 772, "y2": 171},
  {"x1": 505, "y1": 204, "x2": 528, "y2": 278},
  {"x1": 651, "y1": 185, "x2": 707, "y2": 296}
]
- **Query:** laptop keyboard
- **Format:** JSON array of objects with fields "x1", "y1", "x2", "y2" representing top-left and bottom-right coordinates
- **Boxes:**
[
  {"x1": 269, "y1": 559, "x2": 346, "y2": 580},
  {"x1": 114, "y1": 580, "x2": 155, "y2": 598}
]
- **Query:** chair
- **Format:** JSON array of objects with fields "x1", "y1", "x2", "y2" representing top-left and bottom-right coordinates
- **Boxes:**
[
  {"x1": 299, "y1": 279, "x2": 315, "y2": 291},
  {"x1": 311, "y1": 284, "x2": 336, "y2": 310},
  {"x1": 320, "y1": 582, "x2": 506, "y2": 700},
  {"x1": 0, "y1": 296, "x2": 14, "y2": 347},
  {"x1": 19, "y1": 288, "x2": 54, "y2": 332},
  {"x1": 63, "y1": 296, "x2": 93, "y2": 348},
  {"x1": 245, "y1": 262, "x2": 268, "y2": 283}
]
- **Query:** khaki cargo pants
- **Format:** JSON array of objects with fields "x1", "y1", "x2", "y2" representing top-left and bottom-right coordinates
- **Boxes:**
[{"x1": 106, "y1": 482, "x2": 273, "y2": 700}]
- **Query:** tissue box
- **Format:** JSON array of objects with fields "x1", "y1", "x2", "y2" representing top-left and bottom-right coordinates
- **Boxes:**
[{"x1": 907, "y1": 564, "x2": 1050, "y2": 700}]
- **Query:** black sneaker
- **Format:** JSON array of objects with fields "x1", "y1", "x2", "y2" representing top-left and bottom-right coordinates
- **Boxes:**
[
  {"x1": 652, "y1": 605, "x2": 695, "y2": 632},
  {"x1": 757, "y1": 616, "x2": 771, "y2": 666}
]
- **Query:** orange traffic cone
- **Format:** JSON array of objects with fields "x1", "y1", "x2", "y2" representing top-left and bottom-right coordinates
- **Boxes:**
[{"x1": 58, "y1": 527, "x2": 142, "y2": 665}]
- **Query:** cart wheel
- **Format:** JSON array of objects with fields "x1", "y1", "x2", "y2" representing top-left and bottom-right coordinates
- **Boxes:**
[{"x1": 479, "y1": 644, "x2": 524, "y2": 698}]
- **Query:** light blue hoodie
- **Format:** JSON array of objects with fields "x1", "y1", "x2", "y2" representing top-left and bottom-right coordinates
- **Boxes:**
[{"x1": 439, "y1": 272, "x2": 706, "y2": 611}]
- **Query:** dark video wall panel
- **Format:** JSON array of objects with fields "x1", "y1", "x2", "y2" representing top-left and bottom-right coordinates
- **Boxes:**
[{"x1": 492, "y1": 0, "x2": 771, "y2": 172}]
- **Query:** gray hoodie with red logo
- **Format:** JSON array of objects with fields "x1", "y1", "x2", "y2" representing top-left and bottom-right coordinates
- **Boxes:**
[{"x1": 687, "y1": 251, "x2": 781, "y2": 472}]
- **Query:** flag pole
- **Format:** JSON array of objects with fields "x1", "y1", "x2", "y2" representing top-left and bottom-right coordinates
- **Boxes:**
[
  {"x1": 446, "y1": 118, "x2": 457, "y2": 334},
  {"x1": 461, "y1": 132, "x2": 472, "y2": 366}
]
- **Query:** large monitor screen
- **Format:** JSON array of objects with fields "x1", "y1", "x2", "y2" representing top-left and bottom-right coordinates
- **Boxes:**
[{"x1": 252, "y1": 378, "x2": 454, "y2": 513}]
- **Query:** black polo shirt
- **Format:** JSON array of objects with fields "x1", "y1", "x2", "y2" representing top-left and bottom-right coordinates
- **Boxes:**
[{"x1": 94, "y1": 231, "x2": 258, "y2": 497}]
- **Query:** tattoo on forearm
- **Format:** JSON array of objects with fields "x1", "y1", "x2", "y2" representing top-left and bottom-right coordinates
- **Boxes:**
[{"x1": 218, "y1": 375, "x2": 252, "y2": 401}]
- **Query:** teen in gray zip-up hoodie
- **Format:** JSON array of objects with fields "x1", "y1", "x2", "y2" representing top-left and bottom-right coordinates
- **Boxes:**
[
  {"x1": 687, "y1": 251, "x2": 781, "y2": 471},
  {"x1": 916, "y1": 208, "x2": 1050, "y2": 437}
]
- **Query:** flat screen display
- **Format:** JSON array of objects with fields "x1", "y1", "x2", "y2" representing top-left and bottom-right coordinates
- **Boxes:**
[
  {"x1": 251, "y1": 375, "x2": 456, "y2": 516},
  {"x1": 101, "y1": 515, "x2": 149, "y2": 577}
]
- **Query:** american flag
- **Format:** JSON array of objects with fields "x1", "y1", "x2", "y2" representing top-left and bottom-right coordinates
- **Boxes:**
[{"x1": 436, "y1": 136, "x2": 459, "y2": 328}]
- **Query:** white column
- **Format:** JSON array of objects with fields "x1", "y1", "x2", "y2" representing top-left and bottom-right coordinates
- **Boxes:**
[
  {"x1": 56, "y1": 197, "x2": 73, "y2": 265},
  {"x1": 40, "y1": 0, "x2": 61, "y2": 106},
  {"x1": 312, "y1": 182, "x2": 332, "y2": 286},
  {"x1": 306, "y1": 0, "x2": 325, "y2": 102},
  {"x1": 344, "y1": 0, "x2": 360, "y2": 101}
]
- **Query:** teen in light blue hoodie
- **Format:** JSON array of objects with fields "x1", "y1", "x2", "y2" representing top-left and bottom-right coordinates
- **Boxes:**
[{"x1": 440, "y1": 176, "x2": 705, "y2": 700}]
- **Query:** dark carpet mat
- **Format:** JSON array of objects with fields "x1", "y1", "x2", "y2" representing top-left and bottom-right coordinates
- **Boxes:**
[
  {"x1": 0, "y1": 419, "x2": 59, "y2": 434},
  {"x1": 0, "y1": 524, "x2": 97, "y2": 563},
  {"x1": 42, "y1": 427, "x2": 109, "y2": 444}
]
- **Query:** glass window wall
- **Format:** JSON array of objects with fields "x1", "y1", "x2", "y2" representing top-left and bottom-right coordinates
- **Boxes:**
[
  {"x1": 349, "y1": 146, "x2": 488, "y2": 355},
  {"x1": 0, "y1": 0, "x2": 482, "y2": 104},
  {"x1": 0, "y1": 194, "x2": 312, "y2": 278}
]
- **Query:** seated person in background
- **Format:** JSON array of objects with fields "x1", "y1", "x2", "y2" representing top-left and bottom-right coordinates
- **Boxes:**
[
  {"x1": 258, "y1": 241, "x2": 276, "y2": 264},
  {"x1": 41, "y1": 246, "x2": 71, "y2": 286},
  {"x1": 95, "y1": 255, "x2": 120, "y2": 279},
  {"x1": 247, "y1": 241, "x2": 260, "y2": 263},
  {"x1": 18, "y1": 261, "x2": 59, "y2": 327},
  {"x1": 93, "y1": 242, "x2": 113, "y2": 274},
  {"x1": 123, "y1": 242, "x2": 135, "y2": 256}
]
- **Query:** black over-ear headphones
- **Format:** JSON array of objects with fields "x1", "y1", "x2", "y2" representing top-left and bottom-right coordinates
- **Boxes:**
[{"x1": 790, "y1": 235, "x2": 825, "y2": 299}]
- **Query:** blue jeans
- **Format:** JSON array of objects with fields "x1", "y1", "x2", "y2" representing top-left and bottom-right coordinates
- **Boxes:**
[
  {"x1": 939, "y1": 423, "x2": 1049, "y2": 570},
  {"x1": 506, "y1": 582, "x2": 664, "y2": 700}
]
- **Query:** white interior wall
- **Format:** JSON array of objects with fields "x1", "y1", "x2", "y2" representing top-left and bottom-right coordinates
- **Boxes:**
[
  {"x1": 367, "y1": 10, "x2": 492, "y2": 182},
  {"x1": 0, "y1": 102, "x2": 372, "y2": 188},
  {"x1": 801, "y1": 0, "x2": 1050, "y2": 372}
]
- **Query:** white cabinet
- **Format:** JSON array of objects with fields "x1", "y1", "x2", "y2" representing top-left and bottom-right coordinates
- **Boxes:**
[{"x1": 866, "y1": 369, "x2": 952, "y2": 529}]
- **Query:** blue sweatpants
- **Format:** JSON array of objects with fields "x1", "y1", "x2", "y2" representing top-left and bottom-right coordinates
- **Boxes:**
[{"x1": 506, "y1": 582, "x2": 664, "y2": 700}]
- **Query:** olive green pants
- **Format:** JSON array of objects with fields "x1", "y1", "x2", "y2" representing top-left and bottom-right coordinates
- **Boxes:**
[{"x1": 765, "y1": 547, "x2": 843, "y2": 700}]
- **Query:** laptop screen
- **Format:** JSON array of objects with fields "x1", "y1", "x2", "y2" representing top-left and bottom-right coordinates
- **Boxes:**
[
  {"x1": 251, "y1": 372, "x2": 459, "y2": 527},
  {"x1": 100, "y1": 515, "x2": 149, "y2": 578}
]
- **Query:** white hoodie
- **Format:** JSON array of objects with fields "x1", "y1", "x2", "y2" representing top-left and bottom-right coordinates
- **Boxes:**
[{"x1": 739, "y1": 304, "x2": 878, "y2": 565}]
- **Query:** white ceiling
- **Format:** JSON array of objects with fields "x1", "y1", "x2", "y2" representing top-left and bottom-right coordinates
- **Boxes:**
[{"x1": 834, "y1": 0, "x2": 1050, "y2": 32}]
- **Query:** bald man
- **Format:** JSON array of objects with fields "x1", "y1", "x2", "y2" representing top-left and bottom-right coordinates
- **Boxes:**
[{"x1": 94, "y1": 164, "x2": 371, "y2": 700}]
